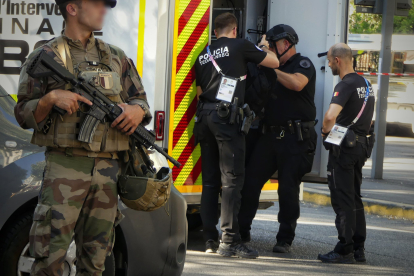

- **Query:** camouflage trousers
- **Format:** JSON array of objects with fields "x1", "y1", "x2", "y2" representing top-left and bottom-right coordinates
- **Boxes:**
[{"x1": 29, "y1": 151, "x2": 124, "y2": 276}]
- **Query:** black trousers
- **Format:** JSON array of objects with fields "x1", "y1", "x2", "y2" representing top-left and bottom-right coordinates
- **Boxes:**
[
  {"x1": 238, "y1": 130, "x2": 316, "y2": 245},
  {"x1": 328, "y1": 144, "x2": 367, "y2": 255},
  {"x1": 245, "y1": 127, "x2": 262, "y2": 164},
  {"x1": 194, "y1": 111, "x2": 245, "y2": 243}
]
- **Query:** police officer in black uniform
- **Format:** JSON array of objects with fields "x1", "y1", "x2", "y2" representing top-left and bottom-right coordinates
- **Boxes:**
[
  {"x1": 318, "y1": 43, "x2": 375, "y2": 264},
  {"x1": 194, "y1": 13, "x2": 279, "y2": 258},
  {"x1": 238, "y1": 24, "x2": 317, "y2": 253}
]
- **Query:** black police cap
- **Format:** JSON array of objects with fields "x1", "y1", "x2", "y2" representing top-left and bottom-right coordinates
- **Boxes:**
[
  {"x1": 55, "y1": 0, "x2": 117, "y2": 8},
  {"x1": 266, "y1": 24, "x2": 299, "y2": 45}
]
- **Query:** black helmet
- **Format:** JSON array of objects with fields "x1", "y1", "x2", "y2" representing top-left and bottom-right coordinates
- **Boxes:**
[
  {"x1": 266, "y1": 24, "x2": 299, "y2": 45},
  {"x1": 55, "y1": 0, "x2": 117, "y2": 8}
]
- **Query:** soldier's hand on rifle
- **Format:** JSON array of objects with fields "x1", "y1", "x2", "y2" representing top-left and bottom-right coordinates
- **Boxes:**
[
  {"x1": 111, "y1": 103, "x2": 145, "y2": 135},
  {"x1": 35, "y1": 89, "x2": 93, "y2": 123},
  {"x1": 49, "y1": 89, "x2": 93, "y2": 115}
]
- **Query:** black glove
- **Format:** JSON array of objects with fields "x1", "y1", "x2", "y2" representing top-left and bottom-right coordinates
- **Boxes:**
[{"x1": 323, "y1": 135, "x2": 332, "y2": 151}]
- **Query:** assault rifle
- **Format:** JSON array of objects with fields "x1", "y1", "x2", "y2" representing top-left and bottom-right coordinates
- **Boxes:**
[{"x1": 26, "y1": 50, "x2": 181, "y2": 168}]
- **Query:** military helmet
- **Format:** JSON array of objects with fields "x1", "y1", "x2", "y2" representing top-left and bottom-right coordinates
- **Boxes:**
[
  {"x1": 118, "y1": 149, "x2": 173, "y2": 212},
  {"x1": 55, "y1": 0, "x2": 117, "y2": 8},
  {"x1": 266, "y1": 24, "x2": 299, "y2": 45},
  {"x1": 118, "y1": 168, "x2": 172, "y2": 212}
]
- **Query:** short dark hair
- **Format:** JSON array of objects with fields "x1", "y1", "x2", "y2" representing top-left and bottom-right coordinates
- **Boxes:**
[
  {"x1": 214, "y1": 12, "x2": 238, "y2": 35},
  {"x1": 330, "y1": 43, "x2": 353, "y2": 61},
  {"x1": 59, "y1": 0, "x2": 82, "y2": 20}
]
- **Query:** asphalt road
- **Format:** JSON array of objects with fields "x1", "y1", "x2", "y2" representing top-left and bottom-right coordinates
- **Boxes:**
[{"x1": 182, "y1": 203, "x2": 414, "y2": 276}]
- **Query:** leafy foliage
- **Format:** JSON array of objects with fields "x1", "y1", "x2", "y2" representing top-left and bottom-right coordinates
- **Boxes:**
[{"x1": 349, "y1": 0, "x2": 414, "y2": 34}]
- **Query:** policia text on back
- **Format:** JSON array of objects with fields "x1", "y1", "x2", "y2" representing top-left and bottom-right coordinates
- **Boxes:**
[{"x1": 193, "y1": 12, "x2": 279, "y2": 259}]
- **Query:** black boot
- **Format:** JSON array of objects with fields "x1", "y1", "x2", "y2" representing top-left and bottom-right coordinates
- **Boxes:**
[
  {"x1": 273, "y1": 241, "x2": 291, "y2": 253},
  {"x1": 218, "y1": 242, "x2": 259, "y2": 259},
  {"x1": 318, "y1": 251, "x2": 356, "y2": 264},
  {"x1": 205, "y1": 240, "x2": 219, "y2": 253},
  {"x1": 354, "y1": 247, "x2": 366, "y2": 262}
]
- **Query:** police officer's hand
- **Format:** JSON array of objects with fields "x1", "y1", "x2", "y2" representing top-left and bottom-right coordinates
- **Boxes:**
[
  {"x1": 48, "y1": 89, "x2": 93, "y2": 115},
  {"x1": 111, "y1": 104, "x2": 145, "y2": 135},
  {"x1": 258, "y1": 35, "x2": 270, "y2": 49}
]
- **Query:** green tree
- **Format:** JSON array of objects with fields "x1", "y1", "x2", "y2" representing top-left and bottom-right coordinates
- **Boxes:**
[{"x1": 349, "y1": 0, "x2": 414, "y2": 34}]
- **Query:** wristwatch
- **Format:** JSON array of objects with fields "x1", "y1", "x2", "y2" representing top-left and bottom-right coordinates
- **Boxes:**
[{"x1": 321, "y1": 128, "x2": 330, "y2": 136}]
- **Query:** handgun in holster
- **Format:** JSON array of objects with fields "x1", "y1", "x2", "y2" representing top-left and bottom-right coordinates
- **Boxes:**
[
  {"x1": 241, "y1": 104, "x2": 256, "y2": 135},
  {"x1": 229, "y1": 97, "x2": 239, "y2": 124}
]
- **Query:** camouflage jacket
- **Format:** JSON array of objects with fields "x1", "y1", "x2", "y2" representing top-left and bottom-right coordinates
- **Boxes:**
[{"x1": 14, "y1": 32, "x2": 152, "y2": 132}]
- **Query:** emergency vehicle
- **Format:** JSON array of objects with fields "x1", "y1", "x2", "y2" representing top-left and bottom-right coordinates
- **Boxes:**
[{"x1": 0, "y1": 0, "x2": 348, "y2": 225}]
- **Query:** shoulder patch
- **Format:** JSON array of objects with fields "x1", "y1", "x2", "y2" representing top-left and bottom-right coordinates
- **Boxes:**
[
  {"x1": 299, "y1": 59, "x2": 311, "y2": 69},
  {"x1": 255, "y1": 45, "x2": 264, "y2": 52}
]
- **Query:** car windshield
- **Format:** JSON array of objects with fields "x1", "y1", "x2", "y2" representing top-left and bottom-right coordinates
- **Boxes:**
[{"x1": 0, "y1": 86, "x2": 42, "y2": 168}]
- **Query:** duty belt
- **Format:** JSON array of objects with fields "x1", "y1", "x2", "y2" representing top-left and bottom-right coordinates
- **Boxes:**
[
  {"x1": 197, "y1": 102, "x2": 221, "y2": 111},
  {"x1": 196, "y1": 100, "x2": 245, "y2": 126},
  {"x1": 356, "y1": 134, "x2": 368, "y2": 144},
  {"x1": 263, "y1": 121, "x2": 316, "y2": 134}
]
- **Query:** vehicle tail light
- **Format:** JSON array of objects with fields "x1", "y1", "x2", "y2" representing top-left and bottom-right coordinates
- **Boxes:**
[{"x1": 154, "y1": 111, "x2": 165, "y2": 141}]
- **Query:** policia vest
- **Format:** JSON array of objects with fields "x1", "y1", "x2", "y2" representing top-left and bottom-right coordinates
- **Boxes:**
[{"x1": 31, "y1": 36, "x2": 130, "y2": 154}]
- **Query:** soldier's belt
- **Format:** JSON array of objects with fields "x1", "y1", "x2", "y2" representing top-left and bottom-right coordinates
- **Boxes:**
[{"x1": 48, "y1": 147, "x2": 119, "y2": 159}]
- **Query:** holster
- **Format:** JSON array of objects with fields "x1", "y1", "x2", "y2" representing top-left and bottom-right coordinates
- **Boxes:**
[
  {"x1": 240, "y1": 104, "x2": 255, "y2": 135},
  {"x1": 366, "y1": 132, "x2": 376, "y2": 158},
  {"x1": 299, "y1": 120, "x2": 316, "y2": 141}
]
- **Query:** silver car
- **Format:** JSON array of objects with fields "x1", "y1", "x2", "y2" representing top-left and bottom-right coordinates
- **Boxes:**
[{"x1": 0, "y1": 86, "x2": 187, "y2": 276}]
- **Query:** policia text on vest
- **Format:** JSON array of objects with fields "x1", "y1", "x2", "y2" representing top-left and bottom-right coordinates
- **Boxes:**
[
  {"x1": 193, "y1": 12, "x2": 279, "y2": 258},
  {"x1": 318, "y1": 43, "x2": 375, "y2": 264}
]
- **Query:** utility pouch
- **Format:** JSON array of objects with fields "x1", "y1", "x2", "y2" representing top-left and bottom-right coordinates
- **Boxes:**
[
  {"x1": 229, "y1": 97, "x2": 239, "y2": 124},
  {"x1": 295, "y1": 120, "x2": 303, "y2": 141},
  {"x1": 300, "y1": 121, "x2": 315, "y2": 141},
  {"x1": 29, "y1": 204, "x2": 52, "y2": 258},
  {"x1": 217, "y1": 101, "x2": 231, "y2": 119},
  {"x1": 344, "y1": 129, "x2": 357, "y2": 148},
  {"x1": 366, "y1": 132, "x2": 376, "y2": 158},
  {"x1": 288, "y1": 120, "x2": 295, "y2": 134}
]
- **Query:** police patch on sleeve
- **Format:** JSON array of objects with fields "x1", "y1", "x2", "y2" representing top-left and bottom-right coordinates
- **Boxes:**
[{"x1": 300, "y1": 59, "x2": 311, "y2": 69}]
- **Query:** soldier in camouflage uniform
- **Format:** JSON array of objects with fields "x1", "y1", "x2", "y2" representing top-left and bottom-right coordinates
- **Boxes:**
[{"x1": 14, "y1": 0, "x2": 151, "y2": 275}]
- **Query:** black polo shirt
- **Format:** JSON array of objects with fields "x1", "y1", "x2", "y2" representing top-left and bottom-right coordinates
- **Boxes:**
[
  {"x1": 331, "y1": 73, "x2": 375, "y2": 135},
  {"x1": 264, "y1": 53, "x2": 316, "y2": 126},
  {"x1": 195, "y1": 37, "x2": 267, "y2": 104}
]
